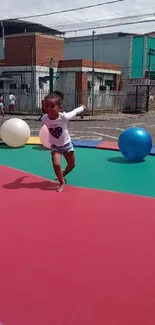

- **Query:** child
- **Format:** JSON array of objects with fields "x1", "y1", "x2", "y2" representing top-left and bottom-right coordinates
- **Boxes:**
[
  {"x1": 39, "y1": 91, "x2": 64, "y2": 121},
  {"x1": 0, "y1": 94, "x2": 4, "y2": 117},
  {"x1": 42, "y1": 91, "x2": 86, "y2": 192},
  {"x1": 8, "y1": 92, "x2": 16, "y2": 113}
]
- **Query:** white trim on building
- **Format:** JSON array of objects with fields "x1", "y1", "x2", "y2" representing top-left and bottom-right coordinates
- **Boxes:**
[
  {"x1": 35, "y1": 65, "x2": 121, "y2": 75},
  {"x1": 57, "y1": 67, "x2": 121, "y2": 75}
]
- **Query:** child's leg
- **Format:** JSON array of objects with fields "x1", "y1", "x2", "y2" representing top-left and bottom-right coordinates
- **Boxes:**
[
  {"x1": 1, "y1": 108, "x2": 4, "y2": 116},
  {"x1": 63, "y1": 151, "x2": 75, "y2": 177},
  {"x1": 0, "y1": 108, "x2": 4, "y2": 116},
  {"x1": 51, "y1": 151, "x2": 65, "y2": 192}
]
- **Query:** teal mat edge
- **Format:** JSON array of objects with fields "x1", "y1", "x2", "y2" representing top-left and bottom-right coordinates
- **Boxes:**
[{"x1": 0, "y1": 139, "x2": 155, "y2": 156}]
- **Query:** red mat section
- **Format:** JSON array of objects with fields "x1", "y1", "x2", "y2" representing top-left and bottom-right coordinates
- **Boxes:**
[
  {"x1": 97, "y1": 141, "x2": 119, "y2": 150},
  {"x1": 1, "y1": 165, "x2": 155, "y2": 325}
]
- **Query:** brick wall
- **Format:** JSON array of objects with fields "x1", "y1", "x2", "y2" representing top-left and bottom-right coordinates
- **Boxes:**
[
  {"x1": 0, "y1": 33, "x2": 64, "y2": 67},
  {"x1": 75, "y1": 72, "x2": 88, "y2": 106},
  {"x1": 0, "y1": 34, "x2": 35, "y2": 66},
  {"x1": 35, "y1": 34, "x2": 64, "y2": 67},
  {"x1": 58, "y1": 59, "x2": 120, "y2": 71},
  {"x1": 116, "y1": 74, "x2": 121, "y2": 91}
]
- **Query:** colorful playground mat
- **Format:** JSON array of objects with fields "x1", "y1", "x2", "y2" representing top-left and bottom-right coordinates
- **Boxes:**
[
  {"x1": 25, "y1": 136, "x2": 155, "y2": 155},
  {"x1": 0, "y1": 140, "x2": 155, "y2": 325}
]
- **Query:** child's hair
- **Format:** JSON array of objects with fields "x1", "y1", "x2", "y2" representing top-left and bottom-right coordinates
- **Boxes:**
[
  {"x1": 44, "y1": 90, "x2": 64, "y2": 105},
  {"x1": 53, "y1": 90, "x2": 64, "y2": 100}
]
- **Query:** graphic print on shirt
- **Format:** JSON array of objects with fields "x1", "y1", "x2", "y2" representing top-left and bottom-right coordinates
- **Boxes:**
[{"x1": 49, "y1": 126, "x2": 63, "y2": 139}]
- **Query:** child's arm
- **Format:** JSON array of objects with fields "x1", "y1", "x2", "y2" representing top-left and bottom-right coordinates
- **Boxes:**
[
  {"x1": 63, "y1": 105, "x2": 86, "y2": 121},
  {"x1": 41, "y1": 114, "x2": 48, "y2": 124}
]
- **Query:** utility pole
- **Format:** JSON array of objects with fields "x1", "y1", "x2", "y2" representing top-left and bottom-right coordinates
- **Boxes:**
[
  {"x1": 146, "y1": 47, "x2": 155, "y2": 111},
  {"x1": 49, "y1": 58, "x2": 54, "y2": 93},
  {"x1": 31, "y1": 45, "x2": 34, "y2": 112},
  {"x1": 92, "y1": 30, "x2": 95, "y2": 116},
  {"x1": 148, "y1": 49, "x2": 151, "y2": 81},
  {"x1": 26, "y1": 45, "x2": 34, "y2": 112},
  {"x1": 0, "y1": 21, "x2": 5, "y2": 60}
]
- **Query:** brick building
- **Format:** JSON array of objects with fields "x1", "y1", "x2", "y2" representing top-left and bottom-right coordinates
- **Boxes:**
[
  {"x1": 0, "y1": 20, "x2": 121, "y2": 112},
  {"x1": 0, "y1": 19, "x2": 64, "y2": 112},
  {"x1": 54, "y1": 59, "x2": 121, "y2": 110},
  {"x1": 1, "y1": 33, "x2": 64, "y2": 67}
]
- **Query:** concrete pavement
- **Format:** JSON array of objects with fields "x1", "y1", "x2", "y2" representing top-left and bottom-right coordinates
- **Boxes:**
[{"x1": 1, "y1": 112, "x2": 155, "y2": 144}]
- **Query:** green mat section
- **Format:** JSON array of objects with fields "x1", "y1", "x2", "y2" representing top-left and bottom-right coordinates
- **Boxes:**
[{"x1": 0, "y1": 144, "x2": 155, "y2": 198}]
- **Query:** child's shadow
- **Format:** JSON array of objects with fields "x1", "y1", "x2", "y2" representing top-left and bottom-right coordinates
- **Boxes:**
[{"x1": 3, "y1": 176, "x2": 58, "y2": 191}]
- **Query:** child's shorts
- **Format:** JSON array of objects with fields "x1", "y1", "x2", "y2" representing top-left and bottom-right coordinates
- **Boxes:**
[
  {"x1": 8, "y1": 104, "x2": 15, "y2": 111},
  {"x1": 51, "y1": 142, "x2": 74, "y2": 155}
]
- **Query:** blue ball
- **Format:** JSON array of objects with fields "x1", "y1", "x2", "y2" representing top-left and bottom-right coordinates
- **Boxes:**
[{"x1": 118, "y1": 127, "x2": 152, "y2": 161}]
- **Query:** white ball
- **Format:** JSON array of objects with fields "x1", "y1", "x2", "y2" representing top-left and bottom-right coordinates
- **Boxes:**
[{"x1": 0, "y1": 118, "x2": 30, "y2": 147}]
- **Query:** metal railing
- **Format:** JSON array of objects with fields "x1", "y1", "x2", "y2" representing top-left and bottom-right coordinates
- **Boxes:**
[{"x1": 1, "y1": 89, "x2": 155, "y2": 115}]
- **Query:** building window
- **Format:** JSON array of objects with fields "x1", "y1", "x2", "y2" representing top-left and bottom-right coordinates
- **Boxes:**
[
  {"x1": 99, "y1": 85, "x2": 106, "y2": 91},
  {"x1": 105, "y1": 79, "x2": 114, "y2": 91},
  {"x1": 145, "y1": 71, "x2": 155, "y2": 80},
  {"x1": 98, "y1": 77, "x2": 106, "y2": 91},
  {"x1": 105, "y1": 80, "x2": 113, "y2": 86},
  {"x1": 0, "y1": 81, "x2": 3, "y2": 89},
  {"x1": 21, "y1": 84, "x2": 29, "y2": 92},
  {"x1": 87, "y1": 81, "x2": 92, "y2": 89},
  {"x1": 10, "y1": 83, "x2": 17, "y2": 90}
]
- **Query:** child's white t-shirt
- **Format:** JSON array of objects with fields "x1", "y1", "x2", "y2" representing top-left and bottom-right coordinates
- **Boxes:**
[
  {"x1": 41, "y1": 106, "x2": 84, "y2": 146},
  {"x1": 9, "y1": 94, "x2": 15, "y2": 105}
]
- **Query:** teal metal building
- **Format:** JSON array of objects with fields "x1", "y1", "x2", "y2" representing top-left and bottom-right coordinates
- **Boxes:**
[
  {"x1": 65, "y1": 32, "x2": 155, "y2": 79},
  {"x1": 130, "y1": 35, "x2": 155, "y2": 79}
]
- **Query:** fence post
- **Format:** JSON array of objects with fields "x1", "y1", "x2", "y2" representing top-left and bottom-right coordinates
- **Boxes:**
[{"x1": 92, "y1": 30, "x2": 95, "y2": 116}]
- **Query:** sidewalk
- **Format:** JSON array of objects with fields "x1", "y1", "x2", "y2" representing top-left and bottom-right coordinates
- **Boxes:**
[{"x1": 0, "y1": 112, "x2": 150, "y2": 122}]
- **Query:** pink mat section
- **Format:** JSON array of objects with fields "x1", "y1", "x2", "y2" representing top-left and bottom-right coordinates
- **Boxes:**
[
  {"x1": 0, "y1": 165, "x2": 155, "y2": 325},
  {"x1": 97, "y1": 141, "x2": 119, "y2": 150}
]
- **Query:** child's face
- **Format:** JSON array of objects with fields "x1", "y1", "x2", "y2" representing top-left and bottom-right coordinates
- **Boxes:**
[{"x1": 44, "y1": 98, "x2": 61, "y2": 119}]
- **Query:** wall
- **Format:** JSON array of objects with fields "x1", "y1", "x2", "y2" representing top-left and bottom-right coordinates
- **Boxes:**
[
  {"x1": 75, "y1": 72, "x2": 88, "y2": 107},
  {"x1": 0, "y1": 38, "x2": 4, "y2": 60},
  {"x1": 131, "y1": 36, "x2": 145, "y2": 78},
  {"x1": 0, "y1": 34, "x2": 35, "y2": 66},
  {"x1": 54, "y1": 69, "x2": 117, "y2": 110},
  {"x1": 58, "y1": 59, "x2": 120, "y2": 72},
  {"x1": 0, "y1": 65, "x2": 36, "y2": 112},
  {"x1": 0, "y1": 33, "x2": 64, "y2": 67},
  {"x1": 35, "y1": 66, "x2": 49, "y2": 109},
  {"x1": 36, "y1": 67, "x2": 117, "y2": 110},
  {"x1": 130, "y1": 36, "x2": 155, "y2": 78},
  {"x1": 35, "y1": 66, "x2": 76, "y2": 110},
  {"x1": 0, "y1": 64, "x2": 120, "y2": 112},
  {"x1": 86, "y1": 72, "x2": 116, "y2": 109},
  {"x1": 34, "y1": 66, "x2": 76, "y2": 110},
  {"x1": 146, "y1": 37, "x2": 155, "y2": 74},
  {"x1": 35, "y1": 34, "x2": 64, "y2": 67},
  {"x1": 64, "y1": 34, "x2": 130, "y2": 76},
  {"x1": 54, "y1": 71, "x2": 76, "y2": 110},
  {"x1": 36, "y1": 66, "x2": 49, "y2": 92}
]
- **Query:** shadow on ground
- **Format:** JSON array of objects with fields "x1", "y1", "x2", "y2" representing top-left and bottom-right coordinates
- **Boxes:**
[
  {"x1": 108, "y1": 157, "x2": 145, "y2": 164},
  {"x1": 3, "y1": 176, "x2": 57, "y2": 191}
]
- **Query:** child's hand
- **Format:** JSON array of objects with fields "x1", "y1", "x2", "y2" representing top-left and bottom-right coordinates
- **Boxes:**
[{"x1": 81, "y1": 104, "x2": 86, "y2": 110}]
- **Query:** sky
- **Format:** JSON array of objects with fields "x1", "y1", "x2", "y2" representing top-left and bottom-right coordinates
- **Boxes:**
[{"x1": 1, "y1": 0, "x2": 155, "y2": 37}]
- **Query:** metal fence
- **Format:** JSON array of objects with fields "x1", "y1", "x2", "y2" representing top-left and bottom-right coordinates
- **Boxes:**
[
  {"x1": 1, "y1": 93, "x2": 155, "y2": 147},
  {"x1": 1, "y1": 88, "x2": 155, "y2": 115}
]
